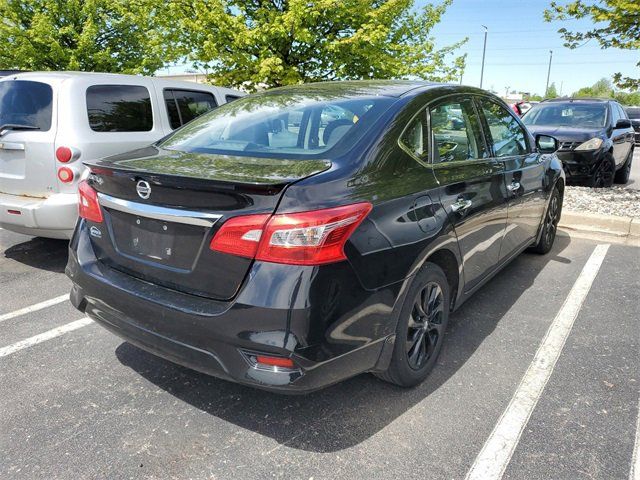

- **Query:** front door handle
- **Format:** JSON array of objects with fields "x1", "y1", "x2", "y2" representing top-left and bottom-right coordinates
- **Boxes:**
[
  {"x1": 451, "y1": 198, "x2": 473, "y2": 212},
  {"x1": 507, "y1": 181, "x2": 521, "y2": 193}
]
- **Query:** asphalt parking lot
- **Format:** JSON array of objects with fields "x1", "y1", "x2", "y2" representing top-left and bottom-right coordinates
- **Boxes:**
[{"x1": 1, "y1": 227, "x2": 639, "y2": 480}]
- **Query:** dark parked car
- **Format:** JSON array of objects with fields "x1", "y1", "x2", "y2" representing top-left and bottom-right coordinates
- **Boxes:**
[
  {"x1": 522, "y1": 98, "x2": 635, "y2": 187},
  {"x1": 66, "y1": 81, "x2": 564, "y2": 393},
  {"x1": 625, "y1": 106, "x2": 640, "y2": 145}
]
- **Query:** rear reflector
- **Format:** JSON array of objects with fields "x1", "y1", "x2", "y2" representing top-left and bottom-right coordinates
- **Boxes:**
[
  {"x1": 78, "y1": 180, "x2": 103, "y2": 223},
  {"x1": 255, "y1": 355, "x2": 295, "y2": 369},
  {"x1": 7, "y1": 209, "x2": 21, "y2": 215},
  {"x1": 57, "y1": 167, "x2": 74, "y2": 183},
  {"x1": 210, "y1": 202, "x2": 372, "y2": 266}
]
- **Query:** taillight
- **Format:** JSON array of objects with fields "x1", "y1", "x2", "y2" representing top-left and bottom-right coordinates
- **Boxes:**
[
  {"x1": 56, "y1": 146, "x2": 73, "y2": 163},
  {"x1": 210, "y1": 202, "x2": 372, "y2": 266},
  {"x1": 57, "y1": 167, "x2": 74, "y2": 183},
  {"x1": 78, "y1": 180, "x2": 103, "y2": 223}
]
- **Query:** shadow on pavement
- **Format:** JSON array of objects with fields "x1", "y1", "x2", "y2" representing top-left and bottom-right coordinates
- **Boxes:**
[
  {"x1": 3, "y1": 237, "x2": 69, "y2": 273},
  {"x1": 115, "y1": 235, "x2": 572, "y2": 453}
]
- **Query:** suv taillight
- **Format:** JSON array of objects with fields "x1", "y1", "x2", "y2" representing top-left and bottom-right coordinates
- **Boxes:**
[
  {"x1": 78, "y1": 180, "x2": 103, "y2": 223},
  {"x1": 209, "y1": 203, "x2": 372, "y2": 266}
]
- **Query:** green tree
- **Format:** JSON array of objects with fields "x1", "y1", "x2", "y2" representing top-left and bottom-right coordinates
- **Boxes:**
[
  {"x1": 546, "y1": 82, "x2": 558, "y2": 98},
  {"x1": 544, "y1": 1, "x2": 640, "y2": 90},
  {"x1": 166, "y1": 0, "x2": 467, "y2": 90},
  {"x1": 0, "y1": 0, "x2": 169, "y2": 74},
  {"x1": 573, "y1": 77, "x2": 614, "y2": 98}
]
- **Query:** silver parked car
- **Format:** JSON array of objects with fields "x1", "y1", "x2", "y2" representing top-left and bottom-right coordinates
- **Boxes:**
[{"x1": 0, "y1": 72, "x2": 244, "y2": 239}]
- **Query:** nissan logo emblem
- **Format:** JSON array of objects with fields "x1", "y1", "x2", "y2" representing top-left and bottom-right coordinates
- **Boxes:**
[{"x1": 136, "y1": 180, "x2": 151, "y2": 199}]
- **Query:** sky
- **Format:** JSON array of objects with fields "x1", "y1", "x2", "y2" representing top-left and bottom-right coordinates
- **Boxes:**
[{"x1": 427, "y1": 0, "x2": 639, "y2": 95}]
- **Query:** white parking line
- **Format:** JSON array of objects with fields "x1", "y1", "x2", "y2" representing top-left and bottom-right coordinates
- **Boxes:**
[
  {"x1": 465, "y1": 243, "x2": 610, "y2": 480},
  {"x1": 0, "y1": 294, "x2": 69, "y2": 323},
  {"x1": 0, "y1": 318, "x2": 92, "y2": 358},
  {"x1": 631, "y1": 396, "x2": 640, "y2": 480}
]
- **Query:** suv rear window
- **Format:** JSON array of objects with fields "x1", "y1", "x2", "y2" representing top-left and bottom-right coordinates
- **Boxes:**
[
  {"x1": 0, "y1": 80, "x2": 53, "y2": 131},
  {"x1": 164, "y1": 89, "x2": 218, "y2": 129},
  {"x1": 86, "y1": 85, "x2": 153, "y2": 132}
]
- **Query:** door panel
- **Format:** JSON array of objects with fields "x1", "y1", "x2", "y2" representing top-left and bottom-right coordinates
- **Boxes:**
[
  {"x1": 428, "y1": 96, "x2": 508, "y2": 291},
  {"x1": 476, "y1": 97, "x2": 546, "y2": 259}
]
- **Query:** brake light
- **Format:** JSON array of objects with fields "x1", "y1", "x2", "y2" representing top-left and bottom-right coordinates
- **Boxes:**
[
  {"x1": 78, "y1": 180, "x2": 103, "y2": 223},
  {"x1": 210, "y1": 203, "x2": 372, "y2": 265},
  {"x1": 57, "y1": 167, "x2": 74, "y2": 183},
  {"x1": 56, "y1": 146, "x2": 73, "y2": 163}
]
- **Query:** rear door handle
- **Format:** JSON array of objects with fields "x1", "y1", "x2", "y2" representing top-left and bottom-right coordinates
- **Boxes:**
[
  {"x1": 451, "y1": 198, "x2": 472, "y2": 212},
  {"x1": 0, "y1": 141, "x2": 25, "y2": 151}
]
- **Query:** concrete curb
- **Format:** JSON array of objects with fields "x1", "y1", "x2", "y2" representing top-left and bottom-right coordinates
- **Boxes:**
[{"x1": 559, "y1": 210, "x2": 640, "y2": 239}]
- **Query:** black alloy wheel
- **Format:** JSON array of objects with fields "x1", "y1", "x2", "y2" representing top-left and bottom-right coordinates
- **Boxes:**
[
  {"x1": 530, "y1": 185, "x2": 562, "y2": 254},
  {"x1": 590, "y1": 155, "x2": 615, "y2": 188},
  {"x1": 377, "y1": 262, "x2": 450, "y2": 387},
  {"x1": 406, "y1": 282, "x2": 445, "y2": 370}
]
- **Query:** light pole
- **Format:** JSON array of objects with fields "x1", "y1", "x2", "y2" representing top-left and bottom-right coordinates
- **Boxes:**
[
  {"x1": 480, "y1": 25, "x2": 488, "y2": 88},
  {"x1": 545, "y1": 50, "x2": 553, "y2": 97}
]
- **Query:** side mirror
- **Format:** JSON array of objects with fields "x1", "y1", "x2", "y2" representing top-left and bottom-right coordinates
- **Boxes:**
[
  {"x1": 615, "y1": 118, "x2": 632, "y2": 129},
  {"x1": 535, "y1": 134, "x2": 558, "y2": 153}
]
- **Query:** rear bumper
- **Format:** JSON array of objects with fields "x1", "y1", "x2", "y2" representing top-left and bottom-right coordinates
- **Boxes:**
[
  {"x1": 0, "y1": 191, "x2": 77, "y2": 239},
  {"x1": 66, "y1": 220, "x2": 397, "y2": 393}
]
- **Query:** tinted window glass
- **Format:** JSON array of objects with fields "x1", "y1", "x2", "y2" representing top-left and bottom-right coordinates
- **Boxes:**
[
  {"x1": 86, "y1": 85, "x2": 153, "y2": 132},
  {"x1": 400, "y1": 112, "x2": 427, "y2": 159},
  {"x1": 164, "y1": 89, "x2": 218, "y2": 129},
  {"x1": 0, "y1": 80, "x2": 53, "y2": 131},
  {"x1": 430, "y1": 98, "x2": 487, "y2": 163},
  {"x1": 626, "y1": 107, "x2": 640, "y2": 119},
  {"x1": 225, "y1": 95, "x2": 241, "y2": 103},
  {"x1": 478, "y1": 98, "x2": 528, "y2": 157},
  {"x1": 522, "y1": 102, "x2": 607, "y2": 128},
  {"x1": 159, "y1": 92, "x2": 393, "y2": 159},
  {"x1": 616, "y1": 104, "x2": 627, "y2": 120}
]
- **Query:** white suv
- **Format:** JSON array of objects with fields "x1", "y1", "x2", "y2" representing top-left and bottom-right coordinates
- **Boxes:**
[{"x1": 0, "y1": 72, "x2": 243, "y2": 239}]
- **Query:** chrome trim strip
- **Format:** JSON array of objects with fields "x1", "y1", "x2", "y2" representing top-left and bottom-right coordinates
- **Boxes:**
[{"x1": 98, "y1": 193, "x2": 222, "y2": 227}]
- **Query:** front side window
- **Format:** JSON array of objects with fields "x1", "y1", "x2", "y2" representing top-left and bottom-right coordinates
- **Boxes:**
[
  {"x1": 86, "y1": 85, "x2": 153, "y2": 132},
  {"x1": 430, "y1": 98, "x2": 487, "y2": 163},
  {"x1": 164, "y1": 89, "x2": 218, "y2": 129},
  {"x1": 478, "y1": 98, "x2": 528, "y2": 157},
  {"x1": 159, "y1": 91, "x2": 393, "y2": 158},
  {"x1": 0, "y1": 80, "x2": 53, "y2": 131}
]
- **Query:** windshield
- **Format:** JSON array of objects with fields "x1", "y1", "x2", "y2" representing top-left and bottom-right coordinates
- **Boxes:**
[
  {"x1": 159, "y1": 91, "x2": 394, "y2": 159},
  {"x1": 626, "y1": 107, "x2": 640, "y2": 119},
  {"x1": 522, "y1": 103, "x2": 608, "y2": 128},
  {"x1": 0, "y1": 80, "x2": 53, "y2": 131}
]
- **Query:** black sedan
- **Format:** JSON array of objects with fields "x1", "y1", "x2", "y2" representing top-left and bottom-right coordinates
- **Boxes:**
[
  {"x1": 523, "y1": 98, "x2": 635, "y2": 187},
  {"x1": 66, "y1": 81, "x2": 564, "y2": 393}
]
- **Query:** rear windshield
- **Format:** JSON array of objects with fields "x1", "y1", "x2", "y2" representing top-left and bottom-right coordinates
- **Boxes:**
[
  {"x1": 626, "y1": 107, "x2": 640, "y2": 119},
  {"x1": 522, "y1": 103, "x2": 607, "y2": 128},
  {"x1": 0, "y1": 80, "x2": 53, "y2": 131},
  {"x1": 158, "y1": 91, "x2": 394, "y2": 159}
]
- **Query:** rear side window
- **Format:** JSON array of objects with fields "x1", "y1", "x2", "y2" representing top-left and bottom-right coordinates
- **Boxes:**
[
  {"x1": 86, "y1": 85, "x2": 153, "y2": 132},
  {"x1": 400, "y1": 112, "x2": 428, "y2": 160},
  {"x1": 430, "y1": 98, "x2": 487, "y2": 163},
  {"x1": 0, "y1": 80, "x2": 53, "y2": 131},
  {"x1": 225, "y1": 95, "x2": 241, "y2": 103},
  {"x1": 164, "y1": 89, "x2": 218, "y2": 130},
  {"x1": 477, "y1": 98, "x2": 528, "y2": 157}
]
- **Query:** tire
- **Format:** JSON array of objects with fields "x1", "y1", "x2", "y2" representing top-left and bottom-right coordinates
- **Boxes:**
[
  {"x1": 614, "y1": 147, "x2": 634, "y2": 184},
  {"x1": 530, "y1": 185, "x2": 562, "y2": 255},
  {"x1": 588, "y1": 154, "x2": 615, "y2": 188},
  {"x1": 376, "y1": 262, "x2": 450, "y2": 387}
]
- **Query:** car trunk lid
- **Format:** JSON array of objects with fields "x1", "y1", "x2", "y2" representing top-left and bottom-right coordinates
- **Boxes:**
[{"x1": 85, "y1": 146, "x2": 331, "y2": 300}]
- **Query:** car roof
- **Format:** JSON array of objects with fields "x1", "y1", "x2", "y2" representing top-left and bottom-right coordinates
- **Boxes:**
[
  {"x1": 259, "y1": 80, "x2": 450, "y2": 98},
  {"x1": 0, "y1": 71, "x2": 242, "y2": 94},
  {"x1": 542, "y1": 97, "x2": 614, "y2": 104}
]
